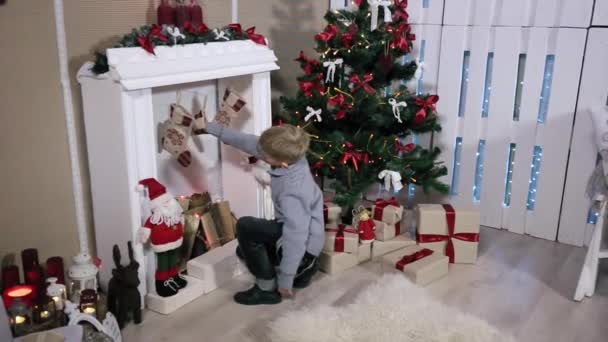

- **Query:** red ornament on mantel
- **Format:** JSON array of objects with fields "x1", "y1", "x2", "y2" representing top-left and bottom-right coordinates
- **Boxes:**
[
  {"x1": 188, "y1": 0, "x2": 203, "y2": 25},
  {"x1": 175, "y1": 0, "x2": 191, "y2": 27},
  {"x1": 157, "y1": 0, "x2": 175, "y2": 26}
]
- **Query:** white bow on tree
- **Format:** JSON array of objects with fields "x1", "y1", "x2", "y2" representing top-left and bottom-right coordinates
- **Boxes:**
[
  {"x1": 414, "y1": 58, "x2": 425, "y2": 81},
  {"x1": 304, "y1": 106, "x2": 323, "y2": 122},
  {"x1": 388, "y1": 98, "x2": 407, "y2": 123},
  {"x1": 213, "y1": 28, "x2": 229, "y2": 40},
  {"x1": 167, "y1": 26, "x2": 186, "y2": 45},
  {"x1": 323, "y1": 58, "x2": 343, "y2": 83},
  {"x1": 369, "y1": 0, "x2": 393, "y2": 31},
  {"x1": 379, "y1": 170, "x2": 404, "y2": 192}
]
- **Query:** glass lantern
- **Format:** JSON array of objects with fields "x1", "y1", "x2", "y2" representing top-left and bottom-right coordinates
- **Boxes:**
[
  {"x1": 79, "y1": 289, "x2": 97, "y2": 318},
  {"x1": 46, "y1": 277, "x2": 67, "y2": 311},
  {"x1": 8, "y1": 298, "x2": 32, "y2": 337},
  {"x1": 68, "y1": 253, "x2": 98, "y2": 303}
]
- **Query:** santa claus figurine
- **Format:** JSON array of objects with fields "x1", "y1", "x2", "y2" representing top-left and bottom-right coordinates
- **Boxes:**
[
  {"x1": 137, "y1": 178, "x2": 187, "y2": 297},
  {"x1": 353, "y1": 206, "x2": 376, "y2": 243}
]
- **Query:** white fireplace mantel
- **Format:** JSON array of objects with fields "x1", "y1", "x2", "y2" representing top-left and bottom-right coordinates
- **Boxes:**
[{"x1": 78, "y1": 40, "x2": 278, "y2": 311}]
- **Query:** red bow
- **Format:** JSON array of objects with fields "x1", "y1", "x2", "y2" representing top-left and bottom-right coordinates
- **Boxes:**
[
  {"x1": 299, "y1": 80, "x2": 324, "y2": 97},
  {"x1": 311, "y1": 161, "x2": 325, "y2": 171},
  {"x1": 350, "y1": 73, "x2": 375, "y2": 95},
  {"x1": 273, "y1": 119, "x2": 284, "y2": 126},
  {"x1": 326, "y1": 224, "x2": 358, "y2": 253},
  {"x1": 373, "y1": 197, "x2": 400, "y2": 221},
  {"x1": 228, "y1": 23, "x2": 243, "y2": 35},
  {"x1": 340, "y1": 142, "x2": 368, "y2": 172},
  {"x1": 149, "y1": 24, "x2": 169, "y2": 43},
  {"x1": 395, "y1": 140, "x2": 416, "y2": 154},
  {"x1": 393, "y1": 0, "x2": 409, "y2": 22},
  {"x1": 327, "y1": 94, "x2": 352, "y2": 120},
  {"x1": 395, "y1": 248, "x2": 433, "y2": 271},
  {"x1": 414, "y1": 95, "x2": 439, "y2": 124},
  {"x1": 416, "y1": 204, "x2": 480, "y2": 263},
  {"x1": 137, "y1": 36, "x2": 155, "y2": 55},
  {"x1": 183, "y1": 21, "x2": 209, "y2": 34},
  {"x1": 315, "y1": 24, "x2": 338, "y2": 42},
  {"x1": 352, "y1": 0, "x2": 363, "y2": 6},
  {"x1": 341, "y1": 24, "x2": 359, "y2": 48},
  {"x1": 389, "y1": 23, "x2": 415, "y2": 53},
  {"x1": 295, "y1": 51, "x2": 318, "y2": 75},
  {"x1": 246, "y1": 26, "x2": 267, "y2": 45}
]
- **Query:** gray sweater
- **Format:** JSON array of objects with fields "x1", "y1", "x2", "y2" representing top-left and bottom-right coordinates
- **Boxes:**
[{"x1": 207, "y1": 123, "x2": 325, "y2": 289}]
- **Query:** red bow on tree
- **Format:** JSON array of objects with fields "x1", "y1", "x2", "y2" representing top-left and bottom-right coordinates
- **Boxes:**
[
  {"x1": 183, "y1": 21, "x2": 209, "y2": 35},
  {"x1": 299, "y1": 80, "x2": 324, "y2": 97},
  {"x1": 227, "y1": 23, "x2": 243, "y2": 35},
  {"x1": 246, "y1": 26, "x2": 267, "y2": 45},
  {"x1": 295, "y1": 51, "x2": 318, "y2": 75},
  {"x1": 341, "y1": 24, "x2": 359, "y2": 49},
  {"x1": 395, "y1": 140, "x2": 416, "y2": 154},
  {"x1": 311, "y1": 161, "x2": 326, "y2": 171},
  {"x1": 388, "y1": 23, "x2": 415, "y2": 53},
  {"x1": 340, "y1": 142, "x2": 369, "y2": 172},
  {"x1": 328, "y1": 93, "x2": 353, "y2": 120},
  {"x1": 350, "y1": 73, "x2": 375, "y2": 95},
  {"x1": 414, "y1": 95, "x2": 439, "y2": 124},
  {"x1": 393, "y1": 0, "x2": 409, "y2": 22},
  {"x1": 315, "y1": 24, "x2": 338, "y2": 42}
]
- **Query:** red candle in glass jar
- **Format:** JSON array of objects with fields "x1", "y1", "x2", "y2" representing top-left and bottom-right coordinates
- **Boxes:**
[
  {"x1": 2, "y1": 284, "x2": 34, "y2": 308},
  {"x1": 46, "y1": 257, "x2": 65, "y2": 285},
  {"x1": 2, "y1": 265, "x2": 20, "y2": 290},
  {"x1": 188, "y1": 0, "x2": 203, "y2": 25},
  {"x1": 21, "y1": 248, "x2": 39, "y2": 272},
  {"x1": 24, "y1": 266, "x2": 44, "y2": 300},
  {"x1": 175, "y1": 0, "x2": 190, "y2": 27},
  {"x1": 157, "y1": 0, "x2": 175, "y2": 26}
]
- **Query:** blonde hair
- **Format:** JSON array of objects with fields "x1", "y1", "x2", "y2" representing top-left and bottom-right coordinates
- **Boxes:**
[{"x1": 259, "y1": 124, "x2": 310, "y2": 164}]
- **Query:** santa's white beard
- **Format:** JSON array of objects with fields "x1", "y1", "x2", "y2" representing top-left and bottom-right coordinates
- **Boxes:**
[{"x1": 149, "y1": 199, "x2": 184, "y2": 226}]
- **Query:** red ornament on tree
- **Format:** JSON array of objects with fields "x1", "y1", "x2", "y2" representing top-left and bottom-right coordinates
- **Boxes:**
[
  {"x1": 188, "y1": 0, "x2": 203, "y2": 26},
  {"x1": 157, "y1": 0, "x2": 175, "y2": 26}
]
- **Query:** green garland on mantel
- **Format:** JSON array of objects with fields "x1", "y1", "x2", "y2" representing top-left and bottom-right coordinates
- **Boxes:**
[{"x1": 91, "y1": 23, "x2": 267, "y2": 75}]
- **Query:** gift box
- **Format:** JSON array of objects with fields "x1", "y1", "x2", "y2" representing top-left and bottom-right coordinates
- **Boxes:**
[
  {"x1": 371, "y1": 235, "x2": 416, "y2": 260},
  {"x1": 319, "y1": 243, "x2": 371, "y2": 275},
  {"x1": 416, "y1": 204, "x2": 480, "y2": 264},
  {"x1": 381, "y1": 245, "x2": 449, "y2": 286},
  {"x1": 374, "y1": 220, "x2": 402, "y2": 241},
  {"x1": 187, "y1": 239, "x2": 242, "y2": 293},
  {"x1": 324, "y1": 201, "x2": 342, "y2": 224},
  {"x1": 210, "y1": 200, "x2": 236, "y2": 245},
  {"x1": 180, "y1": 212, "x2": 201, "y2": 271},
  {"x1": 372, "y1": 198, "x2": 403, "y2": 225},
  {"x1": 323, "y1": 223, "x2": 359, "y2": 253}
]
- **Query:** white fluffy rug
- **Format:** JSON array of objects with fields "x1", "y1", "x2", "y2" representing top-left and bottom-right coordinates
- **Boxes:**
[{"x1": 269, "y1": 274, "x2": 515, "y2": 342}]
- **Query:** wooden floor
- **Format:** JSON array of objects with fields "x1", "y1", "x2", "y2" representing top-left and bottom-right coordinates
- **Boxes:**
[{"x1": 123, "y1": 227, "x2": 608, "y2": 342}]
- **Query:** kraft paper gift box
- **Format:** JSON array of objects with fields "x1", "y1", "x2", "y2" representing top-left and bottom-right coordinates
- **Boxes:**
[
  {"x1": 319, "y1": 243, "x2": 371, "y2": 275},
  {"x1": 416, "y1": 204, "x2": 480, "y2": 264},
  {"x1": 187, "y1": 239, "x2": 242, "y2": 293},
  {"x1": 371, "y1": 234, "x2": 416, "y2": 260},
  {"x1": 324, "y1": 201, "x2": 342, "y2": 224},
  {"x1": 323, "y1": 223, "x2": 359, "y2": 254},
  {"x1": 371, "y1": 198, "x2": 403, "y2": 225},
  {"x1": 381, "y1": 245, "x2": 449, "y2": 286},
  {"x1": 374, "y1": 220, "x2": 402, "y2": 241}
]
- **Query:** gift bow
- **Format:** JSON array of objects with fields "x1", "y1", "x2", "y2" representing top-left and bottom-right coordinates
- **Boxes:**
[
  {"x1": 388, "y1": 98, "x2": 407, "y2": 123},
  {"x1": 395, "y1": 140, "x2": 416, "y2": 154},
  {"x1": 304, "y1": 106, "x2": 323, "y2": 122},
  {"x1": 395, "y1": 248, "x2": 434, "y2": 271},
  {"x1": 369, "y1": 0, "x2": 393, "y2": 31},
  {"x1": 373, "y1": 197, "x2": 400, "y2": 221},
  {"x1": 325, "y1": 224, "x2": 358, "y2": 253},
  {"x1": 167, "y1": 26, "x2": 185, "y2": 45},
  {"x1": 393, "y1": 0, "x2": 409, "y2": 22},
  {"x1": 416, "y1": 204, "x2": 480, "y2": 263},
  {"x1": 378, "y1": 170, "x2": 404, "y2": 193},
  {"x1": 414, "y1": 95, "x2": 439, "y2": 124},
  {"x1": 246, "y1": 26, "x2": 267, "y2": 46},
  {"x1": 340, "y1": 142, "x2": 369, "y2": 172},
  {"x1": 213, "y1": 28, "x2": 229, "y2": 41},
  {"x1": 315, "y1": 24, "x2": 338, "y2": 42},
  {"x1": 323, "y1": 59, "x2": 343, "y2": 83},
  {"x1": 350, "y1": 73, "x2": 375, "y2": 95}
]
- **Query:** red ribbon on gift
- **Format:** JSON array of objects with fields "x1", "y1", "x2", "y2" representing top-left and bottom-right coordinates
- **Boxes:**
[
  {"x1": 395, "y1": 221, "x2": 401, "y2": 236},
  {"x1": 326, "y1": 224, "x2": 358, "y2": 253},
  {"x1": 373, "y1": 197, "x2": 400, "y2": 221},
  {"x1": 416, "y1": 204, "x2": 480, "y2": 263},
  {"x1": 414, "y1": 95, "x2": 439, "y2": 125},
  {"x1": 350, "y1": 73, "x2": 375, "y2": 95},
  {"x1": 395, "y1": 248, "x2": 433, "y2": 271},
  {"x1": 246, "y1": 26, "x2": 267, "y2": 46}
]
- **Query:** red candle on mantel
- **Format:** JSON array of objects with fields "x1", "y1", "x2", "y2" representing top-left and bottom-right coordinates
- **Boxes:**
[
  {"x1": 157, "y1": 0, "x2": 175, "y2": 26},
  {"x1": 175, "y1": 0, "x2": 190, "y2": 27},
  {"x1": 1, "y1": 265, "x2": 20, "y2": 290},
  {"x1": 25, "y1": 266, "x2": 44, "y2": 300},
  {"x1": 21, "y1": 248, "x2": 39, "y2": 272},
  {"x1": 188, "y1": 0, "x2": 203, "y2": 25},
  {"x1": 2, "y1": 285, "x2": 34, "y2": 308},
  {"x1": 46, "y1": 257, "x2": 65, "y2": 285}
]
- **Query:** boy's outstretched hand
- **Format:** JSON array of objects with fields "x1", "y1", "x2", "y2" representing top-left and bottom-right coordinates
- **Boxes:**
[{"x1": 278, "y1": 288, "x2": 293, "y2": 299}]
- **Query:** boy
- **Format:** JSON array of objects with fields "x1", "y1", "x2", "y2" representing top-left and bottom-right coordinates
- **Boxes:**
[{"x1": 203, "y1": 120, "x2": 325, "y2": 305}]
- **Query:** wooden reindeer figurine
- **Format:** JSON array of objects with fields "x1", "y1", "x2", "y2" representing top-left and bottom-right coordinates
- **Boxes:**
[{"x1": 107, "y1": 241, "x2": 142, "y2": 329}]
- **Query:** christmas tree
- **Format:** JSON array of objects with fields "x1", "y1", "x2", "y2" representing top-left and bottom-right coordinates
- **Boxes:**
[{"x1": 278, "y1": 0, "x2": 449, "y2": 209}]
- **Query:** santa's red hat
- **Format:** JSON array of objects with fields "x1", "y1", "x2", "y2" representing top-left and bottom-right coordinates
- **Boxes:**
[{"x1": 138, "y1": 178, "x2": 172, "y2": 208}]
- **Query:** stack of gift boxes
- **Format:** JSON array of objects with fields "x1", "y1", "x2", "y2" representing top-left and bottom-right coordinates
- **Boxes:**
[{"x1": 319, "y1": 199, "x2": 481, "y2": 287}]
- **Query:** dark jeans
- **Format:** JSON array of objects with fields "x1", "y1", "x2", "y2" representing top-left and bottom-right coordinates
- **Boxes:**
[{"x1": 236, "y1": 216, "x2": 318, "y2": 285}]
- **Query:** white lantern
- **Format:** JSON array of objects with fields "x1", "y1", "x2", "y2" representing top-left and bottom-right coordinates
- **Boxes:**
[
  {"x1": 67, "y1": 253, "x2": 98, "y2": 303},
  {"x1": 46, "y1": 277, "x2": 67, "y2": 311}
]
